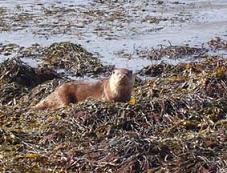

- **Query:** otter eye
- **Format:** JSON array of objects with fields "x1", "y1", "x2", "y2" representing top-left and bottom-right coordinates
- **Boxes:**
[{"x1": 128, "y1": 70, "x2": 132, "y2": 76}]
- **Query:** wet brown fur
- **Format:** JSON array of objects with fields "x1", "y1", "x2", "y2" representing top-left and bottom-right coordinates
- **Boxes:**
[{"x1": 32, "y1": 68, "x2": 134, "y2": 110}]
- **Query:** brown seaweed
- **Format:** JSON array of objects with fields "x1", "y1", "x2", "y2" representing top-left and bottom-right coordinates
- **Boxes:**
[
  {"x1": 0, "y1": 1, "x2": 227, "y2": 171},
  {"x1": 137, "y1": 45, "x2": 208, "y2": 60},
  {"x1": 0, "y1": 54, "x2": 226, "y2": 172},
  {"x1": 42, "y1": 42, "x2": 104, "y2": 76}
]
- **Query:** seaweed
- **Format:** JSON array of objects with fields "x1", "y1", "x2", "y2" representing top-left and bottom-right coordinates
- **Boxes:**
[
  {"x1": 0, "y1": 1, "x2": 226, "y2": 171},
  {"x1": 0, "y1": 58, "x2": 60, "y2": 106},
  {"x1": 208, "y1": 37, "x2": 227, "y2": 50},
  {"x1": 137, "y1": 45, "x2": 208, "y2": 60},
  {"x1": 0, "y1": 58, "x2": 59, "y2": 87},
  {"x1": 42, "y1": 42, "x2": 104, "y2": 76},
  {"x1": 0, "y1": 54, "x2": 226, "y2": 172}
]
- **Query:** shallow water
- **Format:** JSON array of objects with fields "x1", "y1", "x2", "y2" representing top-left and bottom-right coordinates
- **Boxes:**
[{"x1": 0, "y1": 0, "x2": 227, "y2": 71}]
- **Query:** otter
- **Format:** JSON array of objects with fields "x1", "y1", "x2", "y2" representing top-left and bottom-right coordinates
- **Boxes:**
[{"x1": 32, "y1": 68, "x2": 135, "y2": 110}]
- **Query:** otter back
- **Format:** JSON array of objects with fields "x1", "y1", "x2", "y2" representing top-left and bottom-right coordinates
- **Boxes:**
[{"x1": 32, "y1": 68, "x2": 134, "y2": 110}]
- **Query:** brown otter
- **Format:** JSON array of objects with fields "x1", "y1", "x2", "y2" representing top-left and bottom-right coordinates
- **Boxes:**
[{"x1": 32, "y1": 68, "x2": 135, "y2": 110}]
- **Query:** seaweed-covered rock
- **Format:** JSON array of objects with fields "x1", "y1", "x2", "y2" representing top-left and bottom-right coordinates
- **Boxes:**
[
  {"x1": 0, "y1": 58, "x2": 59, "y2": 87},
  {"x1": 208, "y1": 37, "x2": 227, "y2": 50},
  {"x1": 1, "y1": 95, "x2": 226, "y2": 172},
  {"x1": 42, "y1": 42, "x2": 104, "y2": 76},
  {"x1": 0, "y1": 56, "x2": 226, "y2": 172},
  {"x1": 0, "y1": 43, "x2": 20, "y2": 56},
  {"x1": 138, "y1": 45, "x2": 208, "y2": 60},
  {"x1": 0, "y1": 58, "x2": 60, "y2": 105},
  {"x1": 0, "y1": 82, "x2": 28, "y2": 105},
  {"x1": 138, "y1": 62, "x2": 184, "y2": 77},
  {"x1": 204, "y1": 66, "x2": 227, "y2": 98}
]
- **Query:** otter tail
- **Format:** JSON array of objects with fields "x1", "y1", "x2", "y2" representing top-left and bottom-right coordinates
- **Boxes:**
[
  {"x1": 32, "y1": 100, "x2": 49, "y2": 110},
  {"x1": 31, "y1": 93, "x2": 65, "y2": 110}
]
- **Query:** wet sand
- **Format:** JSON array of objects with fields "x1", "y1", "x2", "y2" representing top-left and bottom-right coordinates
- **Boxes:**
[{"x1": 0, "y1": 0, "x2": 227, "y2": 71}]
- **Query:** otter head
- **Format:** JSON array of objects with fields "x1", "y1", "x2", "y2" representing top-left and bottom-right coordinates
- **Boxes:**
[{"x1": 109, "y1": 68, "x2": 135, "y2": 96}]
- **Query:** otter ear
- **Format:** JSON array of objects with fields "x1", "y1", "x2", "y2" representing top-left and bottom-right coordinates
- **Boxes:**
[{"x1": 128, "y1": 70, "x2": 133, "y2": 75}]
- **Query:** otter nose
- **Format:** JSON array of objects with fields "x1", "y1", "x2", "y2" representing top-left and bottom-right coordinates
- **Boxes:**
[{"x1": 120, "y1": 74, "x2": 127, "y2": 80}]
